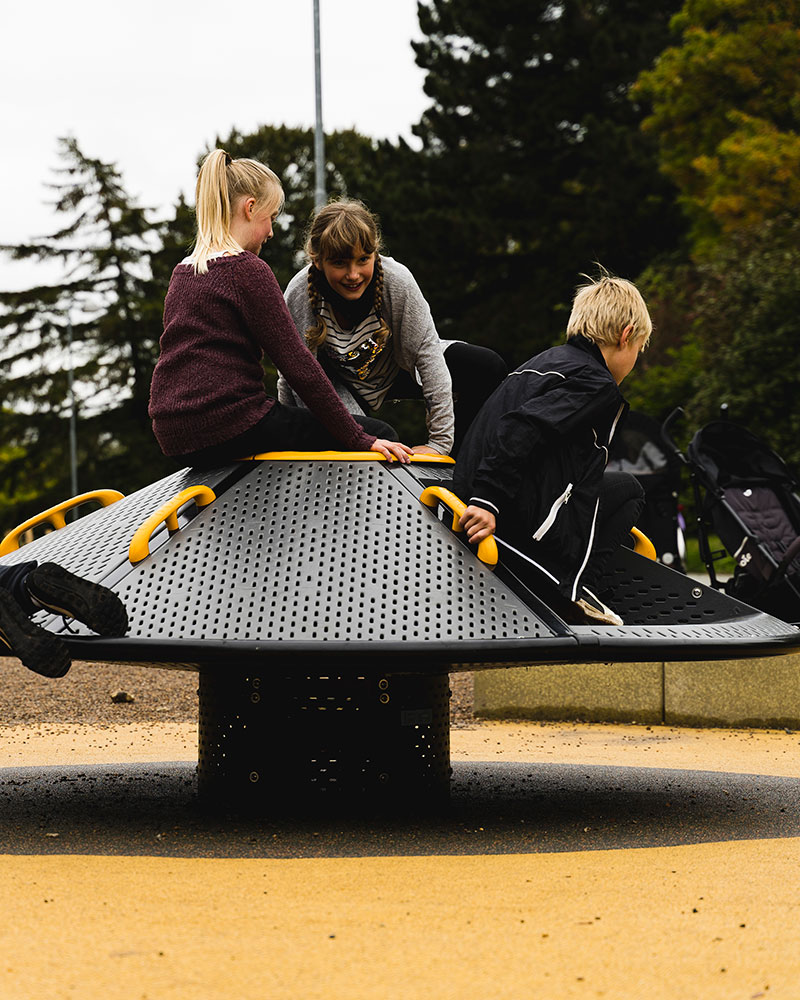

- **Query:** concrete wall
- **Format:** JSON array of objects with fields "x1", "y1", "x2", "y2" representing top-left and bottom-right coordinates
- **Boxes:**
[{"x1": 473, "y1": 652, "x2": 800, "y2": 729}]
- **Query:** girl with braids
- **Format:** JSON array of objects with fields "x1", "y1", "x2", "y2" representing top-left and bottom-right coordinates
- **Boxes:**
[
  {"x1": 149, "y1": 152, "x2": 411, "y2": 468},
  {"x1": 279, "y1": 200, "x2": 507, "y2": 456}
]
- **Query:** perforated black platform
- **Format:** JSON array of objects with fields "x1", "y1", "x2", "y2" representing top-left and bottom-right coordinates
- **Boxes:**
[
  {"x1": 85, "y1": 461, "x2": 560, "y2": 659},
  {"x1": 0, "y1": 464, "x2": 242, "y2": 632},
  {"x1": 0, "y1": 466, "x2": 238, "y2": 578},
  {"x1": 4, "y1": 456, "x2": 800, "y2": 811}
]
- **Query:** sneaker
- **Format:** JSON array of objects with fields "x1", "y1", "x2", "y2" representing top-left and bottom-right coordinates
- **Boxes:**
[
  {"x1": 25, "y1": 563, "x2": 129, "y2": 637},
  {"x1": 0, "y1": 587, "x2": 71, "y2": 678},
  {"x1": 573, "y1": 589, "x2": 624, "y2": 626}
]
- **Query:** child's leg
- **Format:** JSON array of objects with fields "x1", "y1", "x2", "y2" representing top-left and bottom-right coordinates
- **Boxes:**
[
  {"x1": 0, "y1": 561, "x2": 39, "y2": 614},
  {"x1": 174, "y1": 405, "x2": 398, "y2": 468},
  {"x1": 582, "y1": 472, "x2": 645, "y2": 594},
  {"x1": 442, "y1": 342, "x2": 507, "y2": 455},
  {"x1": 0, "y1": 587, "x2": 71, "y2": 677}
]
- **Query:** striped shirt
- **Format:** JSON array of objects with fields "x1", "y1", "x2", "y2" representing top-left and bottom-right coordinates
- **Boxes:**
[{"x1": 319, "y1": 301, "x2": 400, "y2": 410}]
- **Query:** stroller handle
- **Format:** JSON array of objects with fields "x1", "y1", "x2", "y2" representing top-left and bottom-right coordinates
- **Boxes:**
[{"x1": 661, "y1": 407, "x2": 688, "y2": 464}]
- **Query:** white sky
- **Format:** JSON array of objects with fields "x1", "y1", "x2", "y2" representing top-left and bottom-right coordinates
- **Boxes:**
[{"x1": 1, "y1": 0, "x2": 429, "y2": 287}]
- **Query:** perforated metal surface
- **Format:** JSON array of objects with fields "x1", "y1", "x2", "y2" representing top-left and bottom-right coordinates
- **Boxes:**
[
  {"x1": 197, "y1": 669, "x2": 451, "y2": 806},
  {"x1": 605, "y1": 546, "x2": 760, "y2": 626},
  {"x1": 112, "y1": 461, "x2": 548, "y2": 647},
  {"x1": 0, "y1": 465, "x2": 237, "y2": 580}
]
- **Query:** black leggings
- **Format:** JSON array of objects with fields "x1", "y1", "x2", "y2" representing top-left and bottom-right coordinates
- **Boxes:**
[
  {"x1": 389, "y1": 342, "x2": 507, "y2": 455},
  {"x1": 582, "y1": 472, "x2": 645, "y2": 594},
  {"x1": 173, "y1": 404, "x2": 397, "y2": 469}
]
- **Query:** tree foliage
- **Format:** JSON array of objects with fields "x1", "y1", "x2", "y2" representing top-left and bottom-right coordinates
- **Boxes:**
[
  {"x1": 411, "y1": 0, "x2": 685, "y2": 363},
  {"x1": 0, "y1": 138, "x2": 174, "y2": 528},
  {"x1": 635, "y1": 0, "x2": 800, "y2": 244},
  {"x1": 688, "y1": 215, "x2": 800, "y2": 466}
]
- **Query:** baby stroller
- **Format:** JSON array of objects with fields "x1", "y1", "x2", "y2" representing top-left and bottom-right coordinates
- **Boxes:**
[
  {"x1": 605, "y1": 410, "x2": 685, "y2": 571},
  {"x1": 663, "y1": 407, "x2": 800, "y2": 624}
]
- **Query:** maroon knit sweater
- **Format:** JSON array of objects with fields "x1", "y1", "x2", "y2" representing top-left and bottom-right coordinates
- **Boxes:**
[{"x1": 149, "y1": 252, "x2": 376, "y2": 455}]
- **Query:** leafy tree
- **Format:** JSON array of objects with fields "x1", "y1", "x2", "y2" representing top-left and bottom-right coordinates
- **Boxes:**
[
  {"x1": 411, "y1": 0, "x2": 685, "y2": 363},
  {"x1": 0, "y1": 137, "x2": 174, "y2": 528},
  {"x1": 687, "y1": 215, "x2": 800, "y2": 466},
  {"x1": 634, "y1": 0, "x2": 800, "y2": 245}
]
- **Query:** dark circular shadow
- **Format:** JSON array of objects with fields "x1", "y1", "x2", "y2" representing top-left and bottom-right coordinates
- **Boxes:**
[{"x1": 1, "y1": 759, "x2": 798, "y2": 858}]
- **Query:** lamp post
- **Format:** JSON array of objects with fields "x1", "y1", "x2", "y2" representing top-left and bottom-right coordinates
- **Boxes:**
[{"x1": 313, "y1": 0, "x2": 326, "y2": 208}]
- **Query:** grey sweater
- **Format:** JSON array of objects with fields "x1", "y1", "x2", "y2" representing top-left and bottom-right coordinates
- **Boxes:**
[{"x1": 279, "y1": 256, "x2": 455, "y2": 454}]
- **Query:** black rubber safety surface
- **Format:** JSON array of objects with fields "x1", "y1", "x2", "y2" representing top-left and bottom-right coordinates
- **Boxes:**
[{"x1": 2, "y1": 759, "x2": 799, "y2": 859}]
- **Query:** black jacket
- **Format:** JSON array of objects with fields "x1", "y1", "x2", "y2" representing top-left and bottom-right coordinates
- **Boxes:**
[{"x1": 453, "y1": 336, "x2": 627, "y2": 600}]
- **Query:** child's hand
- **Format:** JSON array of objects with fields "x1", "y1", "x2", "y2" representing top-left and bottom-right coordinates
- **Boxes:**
[
  {"x1": 459, "y1": 505, "x2": 496, "y2": 543},
  {"x1": 411, "y1": 445, "x2": 443, "y2": 456},
  {"x1": 371, "y1": 438, "x2": 413, "y2": 464}
]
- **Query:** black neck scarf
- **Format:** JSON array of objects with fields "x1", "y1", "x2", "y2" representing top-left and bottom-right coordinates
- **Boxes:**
[{"x1": 311, "y1": 265, "x2": 378, "y2": 329}]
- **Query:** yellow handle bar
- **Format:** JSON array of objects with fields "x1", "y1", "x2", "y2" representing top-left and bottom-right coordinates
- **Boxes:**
[
  {"x1": 630, "y1": 527, "x2": 657, "y2": 561},
  {"x1": 244, "y1": 451, "x2": 455, "y2": 464},
  {"x1": 128, "y1": 485, "x2": 216, "y2": 564},
  {"x1": 419, "y1": 486, "x2": 499, "y2": 567},
  {"x1": 0, "y1": 489, "x2": 125, "y2": 556}
]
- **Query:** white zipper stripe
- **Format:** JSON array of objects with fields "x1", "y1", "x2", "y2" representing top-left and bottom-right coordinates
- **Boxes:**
[
  {"x1": 607, "y1": 403, "x2": 626, "y2": 446},
  {"x1": 532, "y1": 482, "x2": 573, "y2": 541},
  {"x1": 508, "y1": 369, "x2": 567, "y2": 380},
  {"x1": 470, "y1": 497, "x2": 499, "y2": 515},
  {"x1": 495, "y1": 536, "x2": 561, "y2": 584},
  {"x1": 571, "y1": 496, "x2": 600, "y2": 601}
]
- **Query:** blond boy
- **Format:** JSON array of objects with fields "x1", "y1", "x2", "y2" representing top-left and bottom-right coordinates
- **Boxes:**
[{"x1": 453, "y1": 274, "x2": 652, "y2": 625}]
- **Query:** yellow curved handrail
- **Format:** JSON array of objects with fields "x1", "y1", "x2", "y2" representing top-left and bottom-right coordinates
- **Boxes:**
[
  {"x1": 630, "y1": 527, "x2": 657, "y2": 561},
  {"x1": 128, "y1": 485, "x2": 216, "y2": 564},
  {"x1": 243, "y1": 451, "x2": 455, "y2": 464},
  {"x1": 0, "y1": 489, "x2": 125, "y2": 556},
  {"x1": 419, "y1": 486, "x2": 499, "y2": 567}
]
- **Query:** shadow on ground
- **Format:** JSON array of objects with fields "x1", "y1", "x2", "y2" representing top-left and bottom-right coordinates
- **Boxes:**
[{"x1": 1, "y1": 760, "x2": 798, "y2": 858}]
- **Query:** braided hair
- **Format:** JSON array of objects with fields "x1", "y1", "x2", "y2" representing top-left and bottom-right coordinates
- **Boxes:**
[{"x1": 304, "y1": 200, "x2": 391, "y2": 352}]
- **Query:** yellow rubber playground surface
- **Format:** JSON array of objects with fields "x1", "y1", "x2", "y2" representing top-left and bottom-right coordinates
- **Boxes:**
[{"x1": 2, "y1": 720, "x2": 800, "y2": 999}]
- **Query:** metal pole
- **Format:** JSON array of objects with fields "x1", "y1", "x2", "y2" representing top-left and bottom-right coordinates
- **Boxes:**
[
  {"x1": 313, "y1": 0, "x2": 326, "y2": 208},
  {"x1": 66, "y1": 314, "x2": 78, "y2": 498}
]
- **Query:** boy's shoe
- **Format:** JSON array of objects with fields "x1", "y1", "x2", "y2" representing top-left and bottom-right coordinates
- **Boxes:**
[
  {"x1": 573, "y1": 589, "x2": 624, "y2": 626},
  {"x1": 25, "y1": 563, "x2": 129, "y2": 637},
  {"x1": 0, "y1": 587, "x2": 71, "y2": 678}
]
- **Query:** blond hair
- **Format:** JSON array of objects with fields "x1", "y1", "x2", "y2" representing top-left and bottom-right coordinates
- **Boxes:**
[
  {"x1": 566, "y1": 272, "x2": 652, "y2": 350},
  {"x1": 191, "y1": 149, "x2": 284, "y2": 274},
  {"x1": 303, "y1": 199, "x2": 390, "y2": 351}
]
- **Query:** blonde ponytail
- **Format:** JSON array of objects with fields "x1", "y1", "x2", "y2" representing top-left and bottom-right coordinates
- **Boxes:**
[{"x1": 191, "y1": 149, "x2": 284, "y2": 274}]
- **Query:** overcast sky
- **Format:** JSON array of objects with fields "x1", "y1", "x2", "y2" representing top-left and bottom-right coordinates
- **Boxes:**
[{"x1": 1, "y1": 0, "x2": 429, "y2": 287}]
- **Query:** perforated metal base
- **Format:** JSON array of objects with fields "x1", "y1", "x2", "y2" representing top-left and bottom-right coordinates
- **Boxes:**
[{"x1": 197, "y1": 666, "x2": 451, "y2": 810}]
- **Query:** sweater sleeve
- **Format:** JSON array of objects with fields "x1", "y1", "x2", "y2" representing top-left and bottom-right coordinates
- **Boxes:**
[
  {"x1": 383, "y1": 259, "x2": 454, "y2": 454},
  {"x1": 239, "y1": 256, "x2": 376, "y2": 450}
]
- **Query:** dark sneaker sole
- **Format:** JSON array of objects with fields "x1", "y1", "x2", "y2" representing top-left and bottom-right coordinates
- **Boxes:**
[
  {"x1": 0, "y1": 587, "x2": 71, "y2": 678},
  {"x1": 26, "y1": 564, "x2": 129, "y2": 637}
]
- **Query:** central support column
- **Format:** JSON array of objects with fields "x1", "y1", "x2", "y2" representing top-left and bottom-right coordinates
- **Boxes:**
[{"x1": 197, "y1": 666, "x2": 451, "y2": 811}]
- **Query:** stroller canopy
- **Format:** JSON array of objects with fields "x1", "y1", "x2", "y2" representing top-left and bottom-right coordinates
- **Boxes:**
[{"x1": 687, "y1": 421, "x2": 797, "y2": 492}]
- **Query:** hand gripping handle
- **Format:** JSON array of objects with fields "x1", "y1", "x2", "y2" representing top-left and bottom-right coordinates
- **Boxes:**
[{"x1": 419, "y1": 486, "x2": 499, "y2": 567}]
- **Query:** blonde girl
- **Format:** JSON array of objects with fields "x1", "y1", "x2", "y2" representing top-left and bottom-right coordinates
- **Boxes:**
[
  {"x1": 149, "y1": 152, "x2": 411, "y2": 467},
  {"x1": 279, "y1": 200, "x2": 507, "y2": 456}
]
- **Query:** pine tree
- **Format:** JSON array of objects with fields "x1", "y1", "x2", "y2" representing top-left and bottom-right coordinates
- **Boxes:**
[{"x1": 0, "y1": 137, "x2": 174, "y2": 528}]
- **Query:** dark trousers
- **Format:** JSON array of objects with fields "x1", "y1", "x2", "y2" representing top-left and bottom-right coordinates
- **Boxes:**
[
  {"x1": 173, "y1": 404, "x2": 397, "y2": 469},
  {"x1": 582, "y1": 472, "x2": 645, "y2": 594},
  {"x1": 0, "y1": 561, "x2": 37, "y2": 614},
  {"x1": 389, "y1": 342, "x2": 508, "y2": 455}
]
